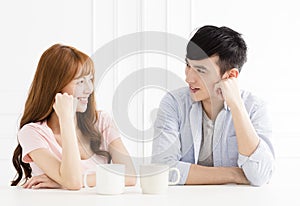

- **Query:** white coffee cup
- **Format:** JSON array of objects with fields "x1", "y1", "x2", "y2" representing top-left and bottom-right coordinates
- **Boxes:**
[
  {"x1": 83, "y1": 164, "x2": 125, "y2": 195},
  {"x1": 139, "y1": 164, "x2": 180, "y2": 194}
]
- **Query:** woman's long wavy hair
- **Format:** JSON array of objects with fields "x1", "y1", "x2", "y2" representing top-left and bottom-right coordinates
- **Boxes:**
[{"x1": 11, "y1": 44, "x2": 111, "y2": 186}]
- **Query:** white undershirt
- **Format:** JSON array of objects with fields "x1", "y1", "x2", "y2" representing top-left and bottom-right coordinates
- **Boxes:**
[{"x1": 198, "y1": 110, "x2": 214, "y2": 167}]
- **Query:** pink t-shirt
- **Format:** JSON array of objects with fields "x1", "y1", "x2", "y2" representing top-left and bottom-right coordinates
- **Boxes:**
[{"x1": 18, "y1": 111, "x2": 120, "y2": 176}]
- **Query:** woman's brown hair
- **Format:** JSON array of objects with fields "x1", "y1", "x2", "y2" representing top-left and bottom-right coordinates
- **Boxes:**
[{"x1": 11, "y1": 44, "x2": 111, "y2": 186}]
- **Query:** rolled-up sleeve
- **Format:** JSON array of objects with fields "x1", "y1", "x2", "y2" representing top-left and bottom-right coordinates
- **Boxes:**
[
  {"x1": 238, "y1": 140, "x2": 275, "y2": 186},
  {"x1": 151, "y1": 93, "x2": 191, "y2": 185},
  {"x1": 238, "y1": 100, "x2": 276, "y2": 186}
]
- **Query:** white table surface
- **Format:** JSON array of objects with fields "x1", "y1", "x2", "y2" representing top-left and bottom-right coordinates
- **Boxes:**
[{"x1": 1, "y1": 182, "x2": 298, "y2": 206}]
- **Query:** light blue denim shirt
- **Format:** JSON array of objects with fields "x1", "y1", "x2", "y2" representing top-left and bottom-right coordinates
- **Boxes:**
[{"x1": 152, "y1": 87, "x2": 275, "y2": 186}]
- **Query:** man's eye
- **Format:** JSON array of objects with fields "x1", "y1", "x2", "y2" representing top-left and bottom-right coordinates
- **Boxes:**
[
  {"x1": 186, "y1": 63, "x2": 191, "y2": 68},
  {"x1": 197, "y1": 69, "x2": 205, "y2": 73}
]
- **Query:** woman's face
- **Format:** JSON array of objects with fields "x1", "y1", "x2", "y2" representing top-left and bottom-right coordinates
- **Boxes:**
[{"x1": 61, "y1": 73, "x2": 94, "y2": 113}]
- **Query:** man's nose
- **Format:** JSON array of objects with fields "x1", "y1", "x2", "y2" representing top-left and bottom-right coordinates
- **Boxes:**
[{"x1": 185, "y1": 67, "x2": 196, "y2": 83}]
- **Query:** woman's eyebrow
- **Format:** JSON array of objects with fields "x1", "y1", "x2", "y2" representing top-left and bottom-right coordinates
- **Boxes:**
[
  {"x1": 75, "y1": 73, "x2": 93, "y2": 80},
  {"x1": 84, "y1": 74, "x2": 93, "y2": 79}
]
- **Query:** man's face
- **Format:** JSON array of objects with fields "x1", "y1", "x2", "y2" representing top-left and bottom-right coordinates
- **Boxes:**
[{"x1": 185, "y1": 55, "x2": 222, "y2": 102}]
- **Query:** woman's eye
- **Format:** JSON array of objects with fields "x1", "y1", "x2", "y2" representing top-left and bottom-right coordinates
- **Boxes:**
[{"x1": 76, "y1": 80, "x2": 84, "y2": 84}]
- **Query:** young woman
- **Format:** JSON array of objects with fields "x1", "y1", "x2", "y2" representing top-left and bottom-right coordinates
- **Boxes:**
[{"x1": 11, "y1": 44, "x2": 136, "y2": 190}]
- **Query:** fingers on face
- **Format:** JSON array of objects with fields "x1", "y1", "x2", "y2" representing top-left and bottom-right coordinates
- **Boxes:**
[{"x1": 213, "y1": 82, "x2": 224, "y2": 100}]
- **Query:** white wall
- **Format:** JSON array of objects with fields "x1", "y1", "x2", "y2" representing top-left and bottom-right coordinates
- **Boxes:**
[{"x1": 1, "y1": 0, "x2": 299, "y2": 186}]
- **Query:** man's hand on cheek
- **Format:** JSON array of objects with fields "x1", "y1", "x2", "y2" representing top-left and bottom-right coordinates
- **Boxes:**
[{"x1": 214, "y1": 77, "x2": 242, "y2": 108}]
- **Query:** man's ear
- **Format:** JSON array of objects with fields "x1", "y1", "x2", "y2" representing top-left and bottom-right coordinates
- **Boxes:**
[{"x1": 221, "y1": 68, "x2": 239, "y2": 79}]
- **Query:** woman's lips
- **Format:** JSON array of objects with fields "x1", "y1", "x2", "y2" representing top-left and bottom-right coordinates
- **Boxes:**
[{"x1": 77, "y1": 97, "x2": 88, "y2": 104}]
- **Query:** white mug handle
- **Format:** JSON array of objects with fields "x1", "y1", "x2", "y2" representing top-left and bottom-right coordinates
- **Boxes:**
[
  {"x1": 168, "y1": 167, "x2": 180, "y2": 185},
  {"x1": 83, "y1": 169, "x2": 95, "y2": 188}
]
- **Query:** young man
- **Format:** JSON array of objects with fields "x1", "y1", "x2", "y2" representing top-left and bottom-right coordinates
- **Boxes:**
[{"x1": 152, "y1": 25, "x2": 275, "y2": 186}]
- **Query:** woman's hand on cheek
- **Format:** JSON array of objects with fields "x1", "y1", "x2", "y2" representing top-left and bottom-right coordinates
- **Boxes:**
[{"x1": 53, "y1": 93, "x2": 76, "y2": 120}]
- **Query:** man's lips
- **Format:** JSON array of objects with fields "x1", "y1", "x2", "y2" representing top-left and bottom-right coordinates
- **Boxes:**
[{"x1": 189, "y1": 86, "x2": 200, "y2": 93}]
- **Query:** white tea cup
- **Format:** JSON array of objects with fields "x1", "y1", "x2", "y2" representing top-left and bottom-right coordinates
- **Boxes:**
[
  {"x1": 140, "y1": 164, "x2": 180, "y2": 194},
  {"x1": 83, "y1": 164, "x2": 125, "y2": 195}
]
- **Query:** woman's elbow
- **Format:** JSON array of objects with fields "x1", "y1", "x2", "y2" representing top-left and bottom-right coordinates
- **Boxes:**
[
  {"x1": 125, "y1": 176, "x2": 137, "y2": 186},
  {"x1": 62, "y1": 178, "x2": 83, "y2": 190},
  {"x1": 65, "y1": 182, "x2": 82, "y2": 190}
]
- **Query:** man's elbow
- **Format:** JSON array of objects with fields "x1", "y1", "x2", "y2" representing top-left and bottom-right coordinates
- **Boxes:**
[
  {"x1": 244, "y1": 163, "x2": 275, "y2": 187},
  {"x1": 248, "y1": 175, "x2": 270, "y2": 187}
]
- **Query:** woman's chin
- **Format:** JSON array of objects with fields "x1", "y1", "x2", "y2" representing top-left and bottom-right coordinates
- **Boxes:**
[{"x1": 76, "y1": 106, "x2": 88, "y2": 113}]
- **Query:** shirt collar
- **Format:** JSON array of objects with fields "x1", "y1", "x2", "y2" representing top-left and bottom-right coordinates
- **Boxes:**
[{"x1": 223, "y1": 101, "x2": 230, "y2": 111}]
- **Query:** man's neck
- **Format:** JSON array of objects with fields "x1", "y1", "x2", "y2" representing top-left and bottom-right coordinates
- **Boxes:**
[{"x1": 201, "y1": 98, "x2": 224, "y2": 121}]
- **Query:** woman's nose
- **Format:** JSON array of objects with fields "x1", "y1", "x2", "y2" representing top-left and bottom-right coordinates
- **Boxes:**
[{"x1": 84, "y1": 80, "x2": 94, "y2": 94}]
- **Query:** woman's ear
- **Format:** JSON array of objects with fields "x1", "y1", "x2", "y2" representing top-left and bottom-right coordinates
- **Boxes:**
[{"x1": 221, "y1": 68, "x2": 239, "y2": 79}]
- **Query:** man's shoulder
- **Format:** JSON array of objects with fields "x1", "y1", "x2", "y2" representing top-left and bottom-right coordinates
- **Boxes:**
[
  {"x1": 166, "y1": 87, "x2": 191, "y2": 100},
  {"x1": 240, "y1": 90, "x2": 266, "y2": 109},
  {"x1": 163, "y1": 87, "x2": 192, "y2": 105}
]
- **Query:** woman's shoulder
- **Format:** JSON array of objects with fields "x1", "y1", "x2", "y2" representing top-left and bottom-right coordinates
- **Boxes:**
[
  {"x1": 19, "y1": 121, "x2": 46, "y2": 133},
  {"x1": 97, "y1": 110, "x2": 115, "y2": 122},
  {"x1": 18, "y1": 121, "x2": 51, "y2": 137},
  {"x1": 96, "y1": 110, "x2": 120, "y2": 146},
  {"x1": 96, "y1": 110, "x2": 114, "y2": 128}
]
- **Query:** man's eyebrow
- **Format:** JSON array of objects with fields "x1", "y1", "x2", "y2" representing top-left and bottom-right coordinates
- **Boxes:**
[
  {"x1": 185, "y1": 58, "x2": 208, "y2": 71},
  {"x1": 185, "y1": 58, "x2": 189, "y2": 64},
  {"x1": 194, "y1": 65, "x2": 208, "y2": 71}
]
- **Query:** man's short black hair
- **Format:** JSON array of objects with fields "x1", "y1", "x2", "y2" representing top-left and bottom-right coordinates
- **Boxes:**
[{"x1": 186, "y1": 25, "x2": 247, "y2": 75}]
